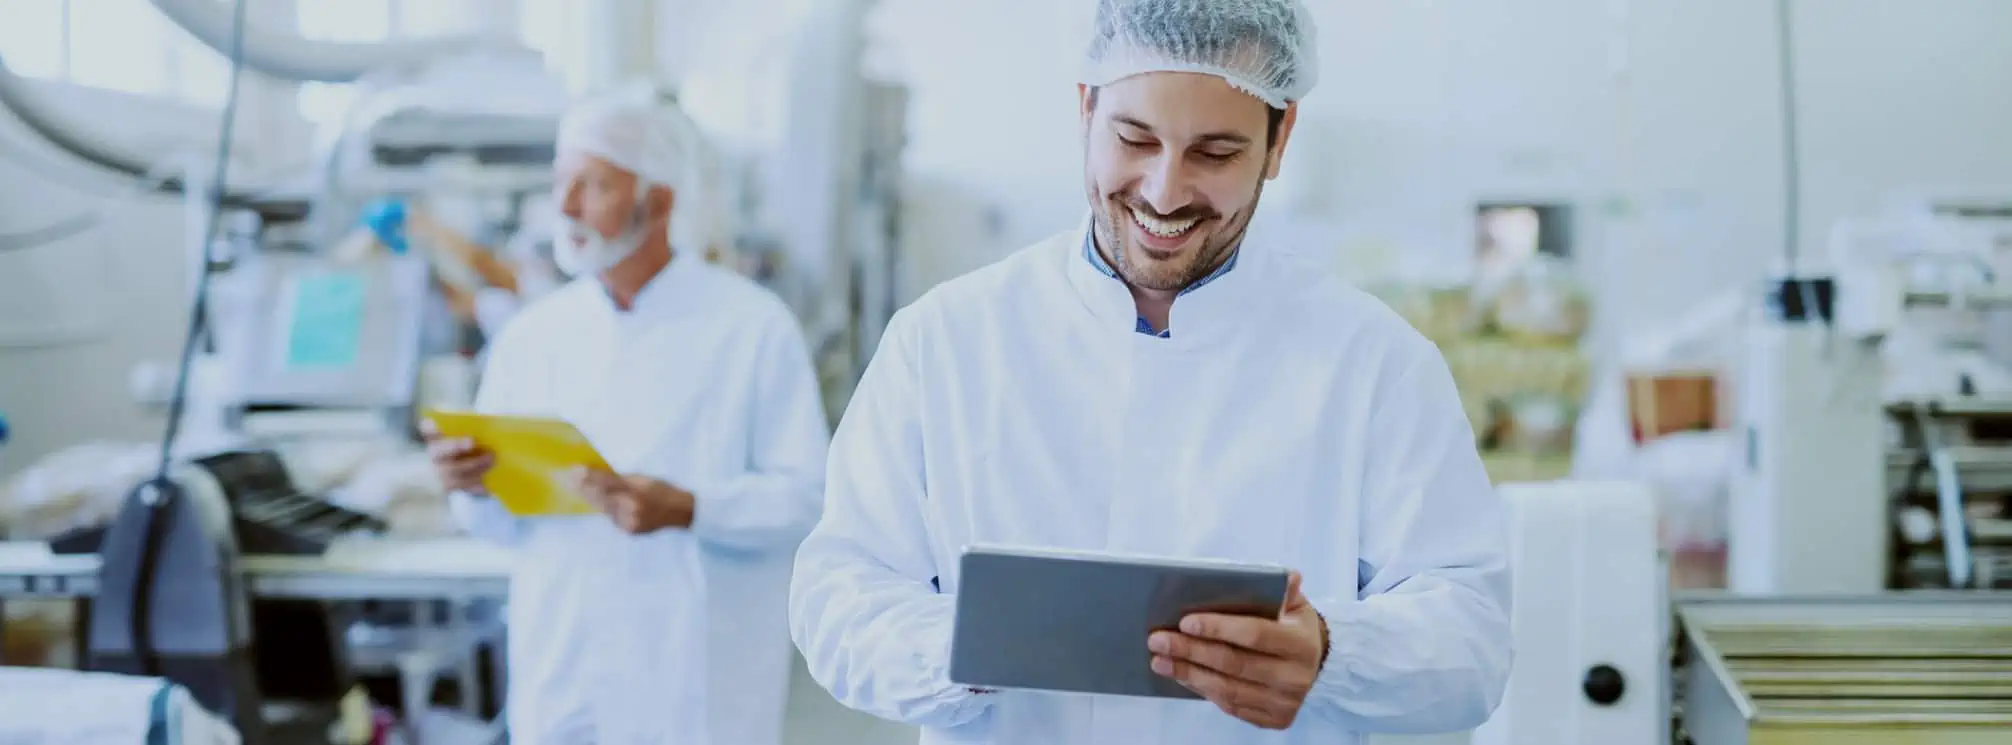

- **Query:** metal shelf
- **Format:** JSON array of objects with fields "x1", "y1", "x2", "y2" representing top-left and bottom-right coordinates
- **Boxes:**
[
  {"x1": 1889, "y1": 446, "x2": 2012, "y2": 493},
  {"x1": 1888, "y1": 398, "x2": 2012, "y2": 419}
]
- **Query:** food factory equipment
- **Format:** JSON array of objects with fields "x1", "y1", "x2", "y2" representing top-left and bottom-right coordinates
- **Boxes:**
[
  {"x1": 1730, "y1": 203, "x2": 2012, "y2": 596},
  {"x1": 0, "y1": 448, "x2": 510, "y2": 743},
  {"x1": 1725, "y1": 271, "x2": 1890, "y2": 596},
  {"x1": 1473, "y1": 481, "x2": 1667, "y2": 745},
  {"x1": 1830, "y1": 204, "x2": 2012, "y2": 590},
  {"x1": 1674, "y1": 594, "x2": 2012, "y2": 745}
]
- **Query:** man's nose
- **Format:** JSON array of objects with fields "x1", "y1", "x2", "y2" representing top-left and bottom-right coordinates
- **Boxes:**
[
  {"x1": 555, "y1": 181, "x2": 584, "y2": 218},
  {"x1": 1137, "y1": 156, "x2": 1192, "y2": 216}
]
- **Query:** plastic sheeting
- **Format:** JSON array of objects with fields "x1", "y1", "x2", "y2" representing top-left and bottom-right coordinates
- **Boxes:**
[{"x1": 0, "y1": 667, "x2": 240, "y2": 745}]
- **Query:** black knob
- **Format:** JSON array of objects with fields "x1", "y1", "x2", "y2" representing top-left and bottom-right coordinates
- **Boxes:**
[{"x1": 1583, "y1": 664, "x2": 1625, "y2": 706}]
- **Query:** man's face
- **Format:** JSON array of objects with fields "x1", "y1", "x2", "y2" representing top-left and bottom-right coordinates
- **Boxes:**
[
  {"x1": 554, "y1": 153, "x2": 645, "y2": 247},
  {"x1": 1081, "y1": 73, "x2": 1296, "y2": 292}
]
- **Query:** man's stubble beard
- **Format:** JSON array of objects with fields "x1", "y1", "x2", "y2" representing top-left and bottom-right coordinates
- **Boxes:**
[{"x1": 1088, "y1": 175, "x2": 1266, "y2": 294}]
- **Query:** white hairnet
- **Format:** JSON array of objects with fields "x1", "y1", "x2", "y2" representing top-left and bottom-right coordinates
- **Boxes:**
[
  {"x1": 1080, "y1": 0, "x2": 1319, "y2": 109},
  {"x1": 555, "y1": 82, "x2": 715, "y2": 252},
  {"x1": 557, "y1": 83, "x2": 693, "y2": 190}
]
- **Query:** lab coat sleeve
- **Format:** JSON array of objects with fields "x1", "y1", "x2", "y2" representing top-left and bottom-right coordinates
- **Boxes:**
[
  {"x1": 1306, "y1": 340, "x2": 1513, "y2": 733},
  {"x1": 446, "y1": 322, "x2": 533, "y2": 547},
  {"x1": 688, "y1": 316, "x2": 831, "y2": 552},
  {"x1": 788, "y1": 311, "x2": 990, "y2": 728},
  {"x1": 448, "y1": 490, "x2": 522, "y2": 546}
]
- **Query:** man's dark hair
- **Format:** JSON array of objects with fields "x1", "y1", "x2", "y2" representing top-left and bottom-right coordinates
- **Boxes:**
[{"x1": 1086, "y1": 86, "x2": 1288, "y2": 148}]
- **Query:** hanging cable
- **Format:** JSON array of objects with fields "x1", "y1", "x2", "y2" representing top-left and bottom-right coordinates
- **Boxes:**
[
  {"x1": 128, "y1": 0, "x2": 249, "y2": 677},
  {"x1": 150, "y1": 0, "x2": 250, "y2": 483}
]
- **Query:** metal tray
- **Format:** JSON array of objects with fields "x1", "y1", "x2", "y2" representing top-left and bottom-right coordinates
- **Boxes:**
[{"x1": 1677, "y1": 593, "x2": 2012, "y2": 745}]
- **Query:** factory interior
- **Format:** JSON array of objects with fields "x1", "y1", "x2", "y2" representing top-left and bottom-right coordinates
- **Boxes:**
[{"x1": 1, "y1": 0, "x2": 2009, "y2": 743}]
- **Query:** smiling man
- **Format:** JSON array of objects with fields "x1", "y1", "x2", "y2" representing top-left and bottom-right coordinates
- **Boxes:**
[{"x1": 789, "y1": 1, "x2": 1513, "y2": 743}]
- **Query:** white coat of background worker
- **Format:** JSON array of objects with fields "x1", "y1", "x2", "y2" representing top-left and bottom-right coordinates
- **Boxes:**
[
  {"x1": 422, "y1": 85, "x2": 831, "y2": 745},
  {"x1": 788, "y1": 1, "x2": 1512, "y2": 743}
]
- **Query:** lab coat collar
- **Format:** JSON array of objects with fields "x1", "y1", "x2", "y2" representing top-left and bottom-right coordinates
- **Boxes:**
[
  {"x1": 1062, "y1": 211, "x2": 1266, "y2": 349},
  {"x1": 1064, "y1": 213, "x2": 1141, "y2": 335},
  {"x1": 596, "y1": 248, "x2": 699, "y2": 316}
]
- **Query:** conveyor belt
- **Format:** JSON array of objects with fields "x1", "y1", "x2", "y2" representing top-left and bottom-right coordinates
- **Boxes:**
[
  {"x1": 1678, "y1": 594, "x2": 2012, "y2": 745},
  {"x1": 0, "y1": 539, "x2": 510, "y2": 601}
]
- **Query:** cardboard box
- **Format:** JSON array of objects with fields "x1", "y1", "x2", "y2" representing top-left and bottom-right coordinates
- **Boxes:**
[{"x1": 1628, "y1": 371, "x2": 1720, "y2": 442}]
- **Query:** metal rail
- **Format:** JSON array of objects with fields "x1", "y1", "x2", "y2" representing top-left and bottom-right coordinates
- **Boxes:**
[{"x1": 0, "y1": 540, "x2": 509, "y2": 602}]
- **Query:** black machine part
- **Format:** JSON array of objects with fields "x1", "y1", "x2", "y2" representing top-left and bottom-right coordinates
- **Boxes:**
[
  {"x1": 87, "y1": 467, "x2": 266, "y2": 742},
  {"x1": 79, "y1": 450, "x2": 388, "y2": 739}
]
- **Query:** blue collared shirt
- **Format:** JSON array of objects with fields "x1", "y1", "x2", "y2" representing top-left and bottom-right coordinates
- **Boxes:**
[{"x1": 1083, "y1": 234, "x2": 1238, "y2": 338}]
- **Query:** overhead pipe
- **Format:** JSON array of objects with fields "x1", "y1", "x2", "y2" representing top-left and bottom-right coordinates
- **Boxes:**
[
  {"x1": 0, "y1": 53, "x2": 184, "y2": 190},
  {"x1": 0, "y1": 52, "x2": 294, "y2": 210},
  {"x1": 0, "y1": 1, "x2": 537, "y2": 216},
  {"x1": 0, "y1": 0, "x2": 521, "y2": 203},
  {"x1": 148, "y1": 0, "x2": 518, "y2": 84}
]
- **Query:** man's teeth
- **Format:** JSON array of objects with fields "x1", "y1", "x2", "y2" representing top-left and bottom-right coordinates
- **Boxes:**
[{"x1": 1131, "y1": 209, "x2": 1199, "y2": 238}]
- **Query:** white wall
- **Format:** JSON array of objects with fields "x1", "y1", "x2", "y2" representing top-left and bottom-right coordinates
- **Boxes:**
[{"x1": 870, "y1": 0, "x2": 2012, "y2": 355}]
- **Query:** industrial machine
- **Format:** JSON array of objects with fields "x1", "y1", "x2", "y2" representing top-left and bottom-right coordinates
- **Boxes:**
[
  {"x1": 0, "y1": 525, "x2": 510, "y2": 744},
  {"x1": 0, "y1": 5, "x2": 549, "y2": 743},
  {"x1": 1674, "y1": 594, "x2": 2012, "y2": 745},
  {"x1": 1725, "y1": 272, "x2": 1890, "y2": 596},
  {"x1": 1727, "y1": 203, "x2": 2012, "y2": 596},
  {"x1": 1473, "y1": 481, "x2": 1668, "y2": 745},
  {"x1": 1831, "y1": 204, "x2": 2012, "y2": 590},
  {"x1": 63, "y1": 450, "x2": 382, "y2": 741}
]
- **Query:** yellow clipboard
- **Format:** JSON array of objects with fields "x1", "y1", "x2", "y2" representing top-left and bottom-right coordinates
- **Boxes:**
[{"x1": 422, "y1": 409, "x2": 607, "y2": 517}]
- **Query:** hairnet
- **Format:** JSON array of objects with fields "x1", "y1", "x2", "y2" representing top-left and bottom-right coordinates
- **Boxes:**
[
  {"x1": 556, "y1": 83, "x2": 700, "y2": 192},
  {"x1": 1080, "y1": 0, "x2": 1319, "y2": 109}
]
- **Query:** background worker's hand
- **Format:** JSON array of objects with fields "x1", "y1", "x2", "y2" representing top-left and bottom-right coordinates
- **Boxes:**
[
  {"x1": 569, "y1": 469, "x2": 696, "y2": 534},
  {"x1": 420, "y1": 419, "x2": 495, "y2": 493},
  {"x1": 1148, "y1": 571, "x2": 1329, "y2": 730}
]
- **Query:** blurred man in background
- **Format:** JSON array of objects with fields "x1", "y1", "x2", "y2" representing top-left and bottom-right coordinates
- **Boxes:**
[{"x1": 424, "y1": 87, "x2": 830, "y2": 745}]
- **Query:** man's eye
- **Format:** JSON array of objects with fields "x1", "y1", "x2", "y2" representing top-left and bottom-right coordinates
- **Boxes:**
[
  {"x1": 1118, "y1": 136, "x2": 1153, "y2": 149},
  {"x1": 1197, "y1": 150, "x2": 1239, "y2": 163}
]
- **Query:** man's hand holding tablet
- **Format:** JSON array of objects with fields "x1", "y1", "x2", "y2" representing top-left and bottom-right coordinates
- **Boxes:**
[
  {"x1": 947, "y1": 544, "x2": 1310, "y2": 720},
  {"x1": 1148, "y1": 570, "x2": 1330, "y2": 730}
]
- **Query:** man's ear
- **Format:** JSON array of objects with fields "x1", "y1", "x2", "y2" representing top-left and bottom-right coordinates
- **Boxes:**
[
  {"x1": 1265, "y1": 103, "x2": 1300, "y2": 181},
  {"x1": 1079, "y1": 84, "x2": 1095, "y2": 126}
]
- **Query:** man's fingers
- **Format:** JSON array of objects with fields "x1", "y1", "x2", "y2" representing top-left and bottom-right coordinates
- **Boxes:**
[
  {"x1": 1149, "y1": 632, "x2": 1299, "y2": 687},
  {"x1": 1181, "y1": 613, "x2": 1295, "y2": 657},
  {"x1": 444, "y1": 454, "x2": 493, "y2": 479},
  {"x1": 576, "y1": 468, "x2": 624, "y2": 491},
  {"x1": 427, "y1": 437, "x2": 486, "y2": 460},
  {"x1": 1150, "y1": 654, "x2": 1296, "y2": 724}
]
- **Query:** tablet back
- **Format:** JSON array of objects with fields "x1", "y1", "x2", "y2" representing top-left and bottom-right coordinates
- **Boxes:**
[{"x1": 949, "y1": 546, "x2": 1289, "y2": 699}]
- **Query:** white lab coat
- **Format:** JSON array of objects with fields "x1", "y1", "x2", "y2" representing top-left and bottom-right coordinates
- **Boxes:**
[
  {"x1": 789, "y1": 221, "x2": 1513, "y2": 745},
  {"x1": 451, "y1": 253, "x2": 830, "y2": 745}
]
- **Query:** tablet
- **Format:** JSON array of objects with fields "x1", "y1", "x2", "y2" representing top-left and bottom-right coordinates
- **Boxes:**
[{"x1": 948, "y1": 544, "x2": 1290, "y2": 700}]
